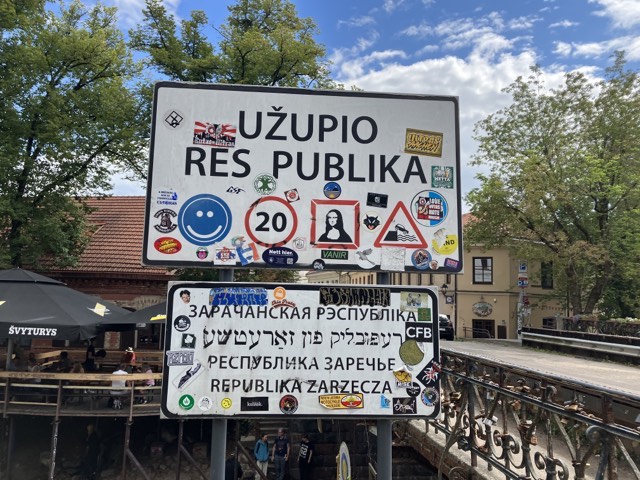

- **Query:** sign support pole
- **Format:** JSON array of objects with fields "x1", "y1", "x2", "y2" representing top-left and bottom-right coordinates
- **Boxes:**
[
  {"x1": 209, "y1": 268, "x2": 234, "y2": 480},
  {"x1": 376, "y1": 272, "x2": 392, "y2": 479}
]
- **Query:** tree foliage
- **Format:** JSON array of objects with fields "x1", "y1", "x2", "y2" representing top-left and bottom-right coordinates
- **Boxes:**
[
  {"x1": 466, "y1": 53, "x2": 640, "y2": 316},
  {"x1": 129, "y1": 0, "x2": 334, "y2": 88},
  {"x1": 131, "y1": 0, "x2": 337, "y2": 283},
  {"x1": 0, "y1": 0, "x2": 148, "y2": 268}
]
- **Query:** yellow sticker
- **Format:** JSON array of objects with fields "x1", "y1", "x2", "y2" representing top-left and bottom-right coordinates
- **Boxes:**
[
  {"x1": 221, "y1": 397, "x2": 232, "y2": 409},
  {"x1": 404, "y1": 129, "x2": 443, "y2": 157},
  {"x1": 319, "y1": 394, "x2": 364, "y2": 409},
  {"x1": 432, "y1": 234, "x2": 458, "y2": 255},
  {"x1": 393, "y1": 369, "x2": 412, "y2": 385}
]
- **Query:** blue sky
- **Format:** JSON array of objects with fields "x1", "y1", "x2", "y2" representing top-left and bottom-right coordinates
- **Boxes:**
[{"x1": 110, "y1": 0, "x2": 640, "y2": 210}]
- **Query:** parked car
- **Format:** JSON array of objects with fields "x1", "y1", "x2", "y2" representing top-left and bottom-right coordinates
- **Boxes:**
[{"x1": 439, "y1": 314, "x2": 455, "y2": 341}]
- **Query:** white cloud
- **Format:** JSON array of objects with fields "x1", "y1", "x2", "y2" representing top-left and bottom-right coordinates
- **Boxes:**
[
  {"x1": 553, "y1": 36, "x2": 640, "y2": 60},
  {"x1": 508, "y1": 15, "x2": 542, "y2": 30},
  {"x1": 111, "y1": 0, "x2": 181, "y2": 27},
  {"x1": 332, "y1": 49, "x2": 548, "y2": 208},
  {"x1": 415, "y1": 44, "x2": 440, "y2": 56},
  {"x1": 400, "y1": 22, "x2": 432, "y2": 38},
  {"x1": 383, "y1": 0, "x2": 406, "y2": 14},
  {"x1": 400, "y1": 11, "x2": 537, "y2": 59},
  {"x1": 338, "y1": 16, "x2": 376, "y2": 28},
  {"x1": 549, "y1": 19, "x2": 579, "y2": 28},
  {"x1": 589, "y1": 0, "x2": 640, "y2": 29},
  {"x1": 553, "y1": 41, "x2": 573, "y2": 57}
]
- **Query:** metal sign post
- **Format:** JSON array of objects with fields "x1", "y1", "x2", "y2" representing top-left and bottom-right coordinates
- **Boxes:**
[{"x1": 145, "y1": 82, "x2": 460, "y2": 478}]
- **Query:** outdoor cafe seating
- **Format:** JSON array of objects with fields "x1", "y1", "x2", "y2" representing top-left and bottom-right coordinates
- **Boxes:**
[{"x1": 0, "y1": 348, "x2": 163, "y2": 415}]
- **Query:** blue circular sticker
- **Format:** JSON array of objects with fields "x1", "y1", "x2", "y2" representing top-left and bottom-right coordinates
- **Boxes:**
[
  {"x1": 420, "y1": 387, "x2": 439, "y2": 406},
  {"x1": 411, "y1": 249, "x2": 432, "y2": 269},
  {"x1": 178, "y1": 194, "x2": 232, "y2": 246},
  {"x1": 410, "y1": 190, "x2": 448, "y2": 227},
  {"x1": 323, "y1": 182, "x2": 342, "y2": 199}
]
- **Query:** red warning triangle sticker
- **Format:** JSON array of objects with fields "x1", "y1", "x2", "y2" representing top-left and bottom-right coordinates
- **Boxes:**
[{"x1": 374, "y1": 202, "x2": 428, "y2": 248}]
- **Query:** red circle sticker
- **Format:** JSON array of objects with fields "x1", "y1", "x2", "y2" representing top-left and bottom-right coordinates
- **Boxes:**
[
  {"x1": 244, "y1": 196, "x2": 298, "y2": 248},
  {"x1": 154, "y1": 237, "x2": 182, "y2": 254}
]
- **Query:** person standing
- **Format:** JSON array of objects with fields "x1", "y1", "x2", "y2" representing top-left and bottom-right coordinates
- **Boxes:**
[
  {"x1": 297, "y1": 433, "x2": 314, "y2": 480},
  {"x1": 271, "y1": 428, "x2": 290, "y2": 480},
  {"x1": 224, "y1": 453, "x2": 243, "y2": 479},
  {"x1": 84, "y1": 337, "x2": 96, "y2": 371},
  {"x1": 253, "y1": 433, "x2": 269, "y2": 479}
]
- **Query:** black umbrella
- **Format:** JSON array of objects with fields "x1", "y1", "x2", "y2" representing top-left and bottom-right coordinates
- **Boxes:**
[
  {"x1": 0, "y1": 268, "x2": 131, "y2": 340},
  {"x1": 101, "y1": 301, "x2": 167, "y2": 330},
  {"x1": 126, "y1": 301, "x2": 166, "y2": 324}
]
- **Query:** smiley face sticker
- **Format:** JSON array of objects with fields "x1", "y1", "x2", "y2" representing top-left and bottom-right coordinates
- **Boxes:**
[{"x1": 178, "y1": 194, "x2": 232, "y2": 246}]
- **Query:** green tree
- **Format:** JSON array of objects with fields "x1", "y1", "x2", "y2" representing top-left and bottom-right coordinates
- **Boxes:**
[
  {"x1": 131, "y1": 0, "x2": 337, "y2": 283},
  {"x1": 466, "y1": 53, "x2": 640, "y2": 317},
  {"x1": 0, "y1": 0, "x2": 147, "y2": 268},
  {"x1": 130, "y1": 0, "x2": 334, "y2": 88}
]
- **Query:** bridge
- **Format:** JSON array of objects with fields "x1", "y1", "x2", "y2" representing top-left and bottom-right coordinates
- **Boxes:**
[{"x1": 1, "y1": 338, "x2": 639, "y2": 480}]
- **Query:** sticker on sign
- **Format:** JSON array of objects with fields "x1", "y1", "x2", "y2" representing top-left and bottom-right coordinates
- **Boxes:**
[
  {"x1": 160, "y1": 282, "x2": 441, "y2": 419},
  {"x1": 143, "y1": 84, "x2": 462, "y2": 273}
]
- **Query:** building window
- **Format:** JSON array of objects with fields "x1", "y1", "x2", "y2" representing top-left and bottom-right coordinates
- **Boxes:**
[
  {"x1": 541, "y1": 261, "x2": 553, "y2": 289},
  {"x1": 473, "y1": 257, "x2": 493, "y2": 284}
]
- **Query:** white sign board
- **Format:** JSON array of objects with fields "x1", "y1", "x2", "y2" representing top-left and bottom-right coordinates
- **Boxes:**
[
  {"x1": 143, "y1": 83, "x2": 462, "y2": 273},
  {"x1": 161, "y1": 282, "x2": 442, "y2": 419}
]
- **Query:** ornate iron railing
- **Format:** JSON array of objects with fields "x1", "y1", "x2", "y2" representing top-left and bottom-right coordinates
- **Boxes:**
[{"x1": 428, "y1": 350, "x2": 640, "y2": 480}]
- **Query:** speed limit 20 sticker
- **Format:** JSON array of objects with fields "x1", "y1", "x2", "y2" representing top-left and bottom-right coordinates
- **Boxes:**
[{"x1": 244, "y1": 196, "x2": 298, "y2": 248}]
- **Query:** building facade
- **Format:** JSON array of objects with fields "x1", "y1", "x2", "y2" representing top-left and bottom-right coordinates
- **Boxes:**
[{"x1": 306, "y1": 215, "x2": 565, "y2": 340}]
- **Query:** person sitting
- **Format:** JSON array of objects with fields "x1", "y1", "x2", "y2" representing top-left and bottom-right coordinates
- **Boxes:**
[
  {"x1": 93, "y1": 349, "x2": 107, "y2": 371},
  {"x1": 120, "y1": 347, "x2": 136, "y2": 369},
  {"x1": 52, "y1": 351, "x2": 72, "y2": 373},
  {"x1": 67, "y1": 361, "x2": 86, "y2": 404},
  {"x1": 27, "y1": 354, "x2": 42, "y2": 382},
  {"x1": 136, "y1": 363, "x2": 154, "y2": 404},
  {"x1": 109, "y1": 363, "x2": 129, "y2": 410}
]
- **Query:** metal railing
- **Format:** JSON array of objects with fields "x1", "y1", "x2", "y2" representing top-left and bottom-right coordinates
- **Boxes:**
[
  {"x1": 416, "y1": 349, "x2": 640, "y2": 480},
  {"x1": 462, "y1": 327, "x2": 494, "y2": 339}
]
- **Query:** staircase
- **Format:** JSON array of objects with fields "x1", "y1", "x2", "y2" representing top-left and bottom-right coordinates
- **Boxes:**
[{"x1": 237, "y1": 419, "x2": 438, "y2": 479}]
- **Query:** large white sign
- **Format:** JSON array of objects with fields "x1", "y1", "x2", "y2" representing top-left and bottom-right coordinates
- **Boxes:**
[
  {"x1": 143, "y1": 83, "x2": 462, "y2": 273},
  {"x1": 161, "y1": 282, "x2": 442, "y2": 419}
]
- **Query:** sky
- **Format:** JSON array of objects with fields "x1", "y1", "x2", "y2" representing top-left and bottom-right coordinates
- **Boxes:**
[{"x1": 109, "y1": 0, "x2": 640, "y2": 211}]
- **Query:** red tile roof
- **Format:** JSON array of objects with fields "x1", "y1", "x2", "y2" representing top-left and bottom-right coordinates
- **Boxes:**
[{"x1": 62, "y1": 196, "x2": 171, "y2": 277}]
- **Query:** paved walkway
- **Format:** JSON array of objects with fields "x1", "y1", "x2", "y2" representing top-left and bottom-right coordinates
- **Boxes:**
[{"x1": 441, "y1": 339, "x2": 640, "y2": 398}]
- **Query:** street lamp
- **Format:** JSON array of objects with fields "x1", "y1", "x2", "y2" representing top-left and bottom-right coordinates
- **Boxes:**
[{"x1": 440, "y1": 283, "x2": 452, "y2": 297}]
